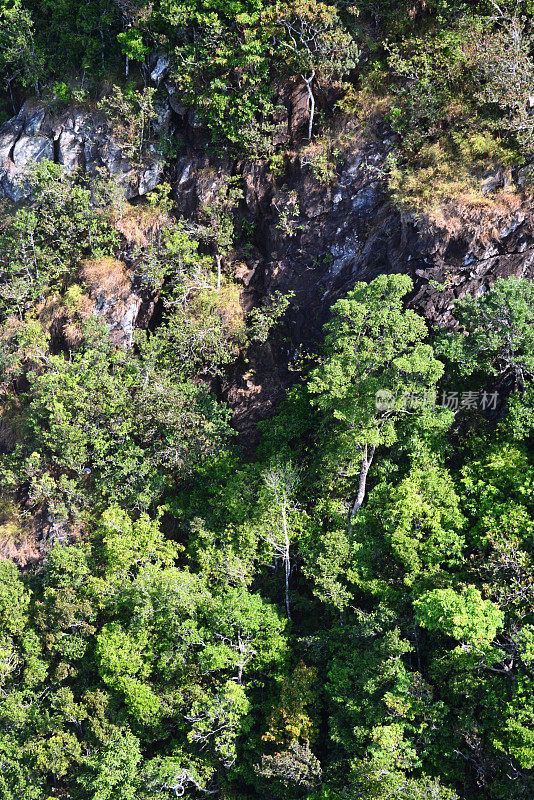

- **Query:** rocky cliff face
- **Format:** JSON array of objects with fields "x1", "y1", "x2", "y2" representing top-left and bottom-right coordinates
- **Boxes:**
[
  {"x1": 0, "y1": 101, "x2": 166, "y2": 349},
  {"x1": 171, "y1": 119, "x2": 534, "y2": 441},
  {"x1": 0, "y1": 101, "x2": 166, "y2": 201},
  {"x1": 174, "y1": 123, "x2": 534, "y2": 331},
  {"x1": 2, "y1": 103, "x2": 533, "y2": 440}
]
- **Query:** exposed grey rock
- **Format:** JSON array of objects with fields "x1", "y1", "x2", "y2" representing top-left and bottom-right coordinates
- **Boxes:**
[
  {"x1": 138, "y1": 158, "x2": 164, "y2": 197},
  {"x1": 0, "y1": 119, "x2": 21, "y2": 162},
  {"x1": 93, "y1": 289, "x2": 142, "y2": 348},
  {"x1": 12, "y1": 134, "x2": 53, "y2": 167},
  {"x1": 481, "y1": 170, "x2": 504, "y2": 196},
  {"x1": 174, "y1": 121, "x2": 534, "y2": 445},
  {"x1": 58, "y1": 126, "x2": 85, "y2": 173},
  {"x1": 23, "y1": 106, "x2": 46, "y2": 136},
  {"x1": 80, "y1": 261, "x2": 148, "y2": 348},
  {"x1": 0, "y1": 118, "x2": 25, "y2": 200},
  {"x1": 150, "y1": 55, "x2": 170, "y2": 84},
  {"x1": 0, "y1": 101, "x2": 168, "y2": 202},
  {"x1": 165, "y1": 83, "x2": 187, "y2": 116}
]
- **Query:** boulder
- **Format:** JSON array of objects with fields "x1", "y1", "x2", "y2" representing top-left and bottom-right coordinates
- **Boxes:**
[
  {"x1": 93, "y1": 289, "x2": 142, "y2": 348},
  {"x1": 12, "y1": 134, "x2": 53, "y2": 167},
  {"x1": 150, "y1": 55, "x2": 170, "y2": 84},
  {"x1": 0, "y1": 101, "x2": 168, "y2": 202},
  {"x1": 58, "y1": 126, "x2": 85, "y2": 173}
]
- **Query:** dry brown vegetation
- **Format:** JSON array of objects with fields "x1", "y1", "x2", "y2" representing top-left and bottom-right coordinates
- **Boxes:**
[
  {"x1": 80, "y1": 257, "x2": 132, "y2": 300},
  {"x1": 387, "y1": 134, "x2": 527, "y2": 241},
  {"x1": 114, "y1": 204, "x2": 168, "y2": 248},
  {"x1": 337, "y1": 87, "x2": 395, "y2": 125},
  {"x1": 37, "y1": 289, "x2": 96, "y2": 349},
  {"x1": 0, "y1": 501, "x2": 40, "y2": 568},
  {"x1": 422, "y1": 190, "x2": 525, "y2": 242},
  {"x1": 210, "y1": 283, "x2": 246, "y2": 341}
]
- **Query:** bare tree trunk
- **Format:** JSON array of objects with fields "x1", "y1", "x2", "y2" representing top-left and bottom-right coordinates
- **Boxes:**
[
  {"x1": 281, "y1": 501, "x2": 291, "y2": 621},
  {"x1": 216, "y1": 255, "x2": 222, "y2": 291},
  {"x1": 125, "y1": 54, "x2": 129, "y2": 78},
  {"x1": 414, "y1": 623, "x2": 422, "y2": 673},
  {"x1": 349, "y1": 444, "x2": 376, "y2": 528},
  {"x1": 139, "y1": 107, "x2": 144, "y2": 159},
  {"x1": 237, "y1": 632, "x2": 244, "y2": 684},
  {"x1": 303, "y1": 71, "x2": 316, "y2": 140}
]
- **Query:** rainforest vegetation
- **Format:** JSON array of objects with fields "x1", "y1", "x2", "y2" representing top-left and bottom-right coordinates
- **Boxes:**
[{"x1": 1, "y1": 1, "x2": 534, "y2": 799}]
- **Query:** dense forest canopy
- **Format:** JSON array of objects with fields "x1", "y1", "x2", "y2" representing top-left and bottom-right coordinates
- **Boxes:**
[{"x1": 0, "y1": 1, "x2": 534, "y2": 799}]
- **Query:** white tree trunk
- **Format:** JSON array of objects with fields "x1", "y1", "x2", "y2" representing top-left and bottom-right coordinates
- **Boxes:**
[
  {"x1": 349, "y1": 444, "x2": 376, "y2": 527},
  {"x1": 303, "y1": 71, "x2": 316, "y2": 140},
  {"x1": 281, "y1": 501, "x2": 291, "y2": 620}
]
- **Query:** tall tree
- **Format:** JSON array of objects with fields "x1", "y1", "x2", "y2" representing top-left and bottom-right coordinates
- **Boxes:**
[
  {"x1": 260, "y1": 462, "x2": 301, "y2": 620},
  {"x1": 308, "y1": 274, "x2": 450, "y2": 526},
  {"x1": 263, "y1": 0, "x2": 359, "y2": 138}
]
